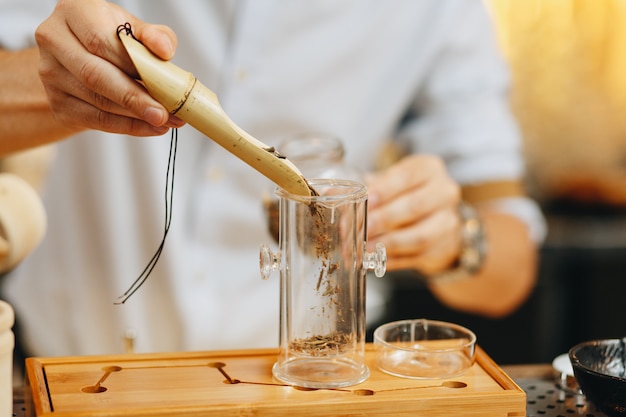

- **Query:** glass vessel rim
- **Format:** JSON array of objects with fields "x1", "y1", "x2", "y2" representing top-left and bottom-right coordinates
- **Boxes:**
[
  {"x1": 276, "y1": 178, "x2": 366, "y2": 203},
  {"x1": 373, "y1": 319, "x2": 477, "y2": 352}
]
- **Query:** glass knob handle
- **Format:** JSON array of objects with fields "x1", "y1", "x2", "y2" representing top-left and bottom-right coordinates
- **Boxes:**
[
  {"x1": 364, "y1": 242, "x2": 386, "y2": 278},
  {"x1": 260, "y1": 243, "x2": 281, "y2": 280}
]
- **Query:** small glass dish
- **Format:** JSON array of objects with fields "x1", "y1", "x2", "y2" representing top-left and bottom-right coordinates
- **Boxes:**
[{"x1": 373, "y1": 319, "x2": 477, "y2": 379}]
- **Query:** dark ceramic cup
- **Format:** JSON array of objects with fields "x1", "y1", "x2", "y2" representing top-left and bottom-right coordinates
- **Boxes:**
[{"x1": 569, "y1": 338, "x2": 626, "y2": 417}]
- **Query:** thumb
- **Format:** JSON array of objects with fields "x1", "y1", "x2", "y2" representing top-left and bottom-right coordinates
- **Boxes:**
[{"x1": 131, "y1": 23, "x2": 178, "y2": 61}]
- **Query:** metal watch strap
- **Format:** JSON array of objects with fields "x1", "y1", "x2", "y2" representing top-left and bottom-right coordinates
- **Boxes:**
[{"x1": 427, "y1": 202, "x2": 487, "y2": 285}]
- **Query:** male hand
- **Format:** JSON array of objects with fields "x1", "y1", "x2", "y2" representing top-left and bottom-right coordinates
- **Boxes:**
[
  {"x1": 36, "y1": 0, "x2": 184, "y2": 136},
  {"x1": 366, "y1": 154, "x2": 463, "y2": 274}
]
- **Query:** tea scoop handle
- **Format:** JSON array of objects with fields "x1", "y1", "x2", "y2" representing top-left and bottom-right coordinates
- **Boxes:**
[{"x1": 118, "y1": 31, "x2": 313, "y2": 197}]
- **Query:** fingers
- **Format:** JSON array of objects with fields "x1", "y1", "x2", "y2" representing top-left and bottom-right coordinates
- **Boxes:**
[
  {"x1": 367, "y1": 155, "x2": 459, "y2": 237},
  {"x1": 131, "y1": 23, "x2": 177, "y2": 61},
  {"x1": 367, "y1": 155, "x2": 442, "y2": 208},
  {"x1": 365, "y1": 154, "x2": 462, "y2": 274},
  {"x1": 45, "y1": 85, "x2": 172, "y2": 136},
  {"x1": 369, "y1": 208, "x2": 461, "y2": 273},
  {"x1": 374, "y1": 207, "x2": 456, "y2": 255},
  {"x1": 35, "y1": 0, "x2": 182, "y2": 135}
]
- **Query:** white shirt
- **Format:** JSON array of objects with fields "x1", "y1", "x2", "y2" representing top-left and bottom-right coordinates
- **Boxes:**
[{"x1": 0, "y1": 0, "x2": 545, "y2": 357}]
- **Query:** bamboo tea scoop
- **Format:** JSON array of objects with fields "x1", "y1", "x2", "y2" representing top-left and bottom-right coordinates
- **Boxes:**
[{"x1": 118, "y1": 30, "x2": 313, "y2": 197}]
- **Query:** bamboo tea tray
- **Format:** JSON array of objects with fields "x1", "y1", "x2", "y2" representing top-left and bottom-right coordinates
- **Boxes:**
[{"x1": 24, "y1": 344, "x2": 525, "y2": 417}]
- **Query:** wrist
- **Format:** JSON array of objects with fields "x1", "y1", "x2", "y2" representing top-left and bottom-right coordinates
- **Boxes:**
[{"x1": 427, "y1": 202, "x2": 487, "y2": 285}]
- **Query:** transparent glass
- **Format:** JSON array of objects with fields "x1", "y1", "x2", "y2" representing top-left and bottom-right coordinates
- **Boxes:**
[
  {"x1": 260, "y1": 179, "x2": 386, "y2": 388},
  {"x1": 373, "y1": 319, "x2": 476, "y2": 379},
  {"x1": 263, "y1": 134, "x2": 361, "y2": 243},
  {"x1": 277, "y1": 134, "x2": 362, "y2": 181}
]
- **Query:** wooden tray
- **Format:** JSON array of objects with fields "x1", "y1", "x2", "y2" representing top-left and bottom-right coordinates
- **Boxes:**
[{"x1": 24, "y1": 344, "x2": 525, "y2": 417}]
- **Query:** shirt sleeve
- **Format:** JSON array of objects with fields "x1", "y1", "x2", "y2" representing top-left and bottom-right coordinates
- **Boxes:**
[
  {"x1": 0, "y1": 0, "x2": 56, "y2": 50},
  {"x1": 396, "y1": 2, "x2": 546, "y2": 243}
]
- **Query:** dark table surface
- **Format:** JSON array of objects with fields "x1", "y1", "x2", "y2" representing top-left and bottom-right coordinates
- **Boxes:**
[{"x1": 502, "y1": 364, "x2": 608, "y2": 417}]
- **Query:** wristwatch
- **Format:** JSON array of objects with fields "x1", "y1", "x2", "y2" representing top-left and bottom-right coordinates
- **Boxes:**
[{"x1": 427, "y1": 202, "x2": 487, "y2": 285}]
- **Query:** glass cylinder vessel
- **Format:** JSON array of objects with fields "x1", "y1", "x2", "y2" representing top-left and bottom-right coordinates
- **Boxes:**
[{"x1": 261, "y1": 179, "x2": 386, "y2": 388}]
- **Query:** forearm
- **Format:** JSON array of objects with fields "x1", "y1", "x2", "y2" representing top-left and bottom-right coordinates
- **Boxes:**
[
  {"x1": 428, "y1": 209, "x2": 538, "y2": 318},
  {"x1": 0, "y1": 47, "x2": 79, "y2": 156}
]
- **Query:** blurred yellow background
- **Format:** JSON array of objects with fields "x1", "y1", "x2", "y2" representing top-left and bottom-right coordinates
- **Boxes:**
[{"x1": 487, "y1": 0, "x2": 626, "y2": 205}]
